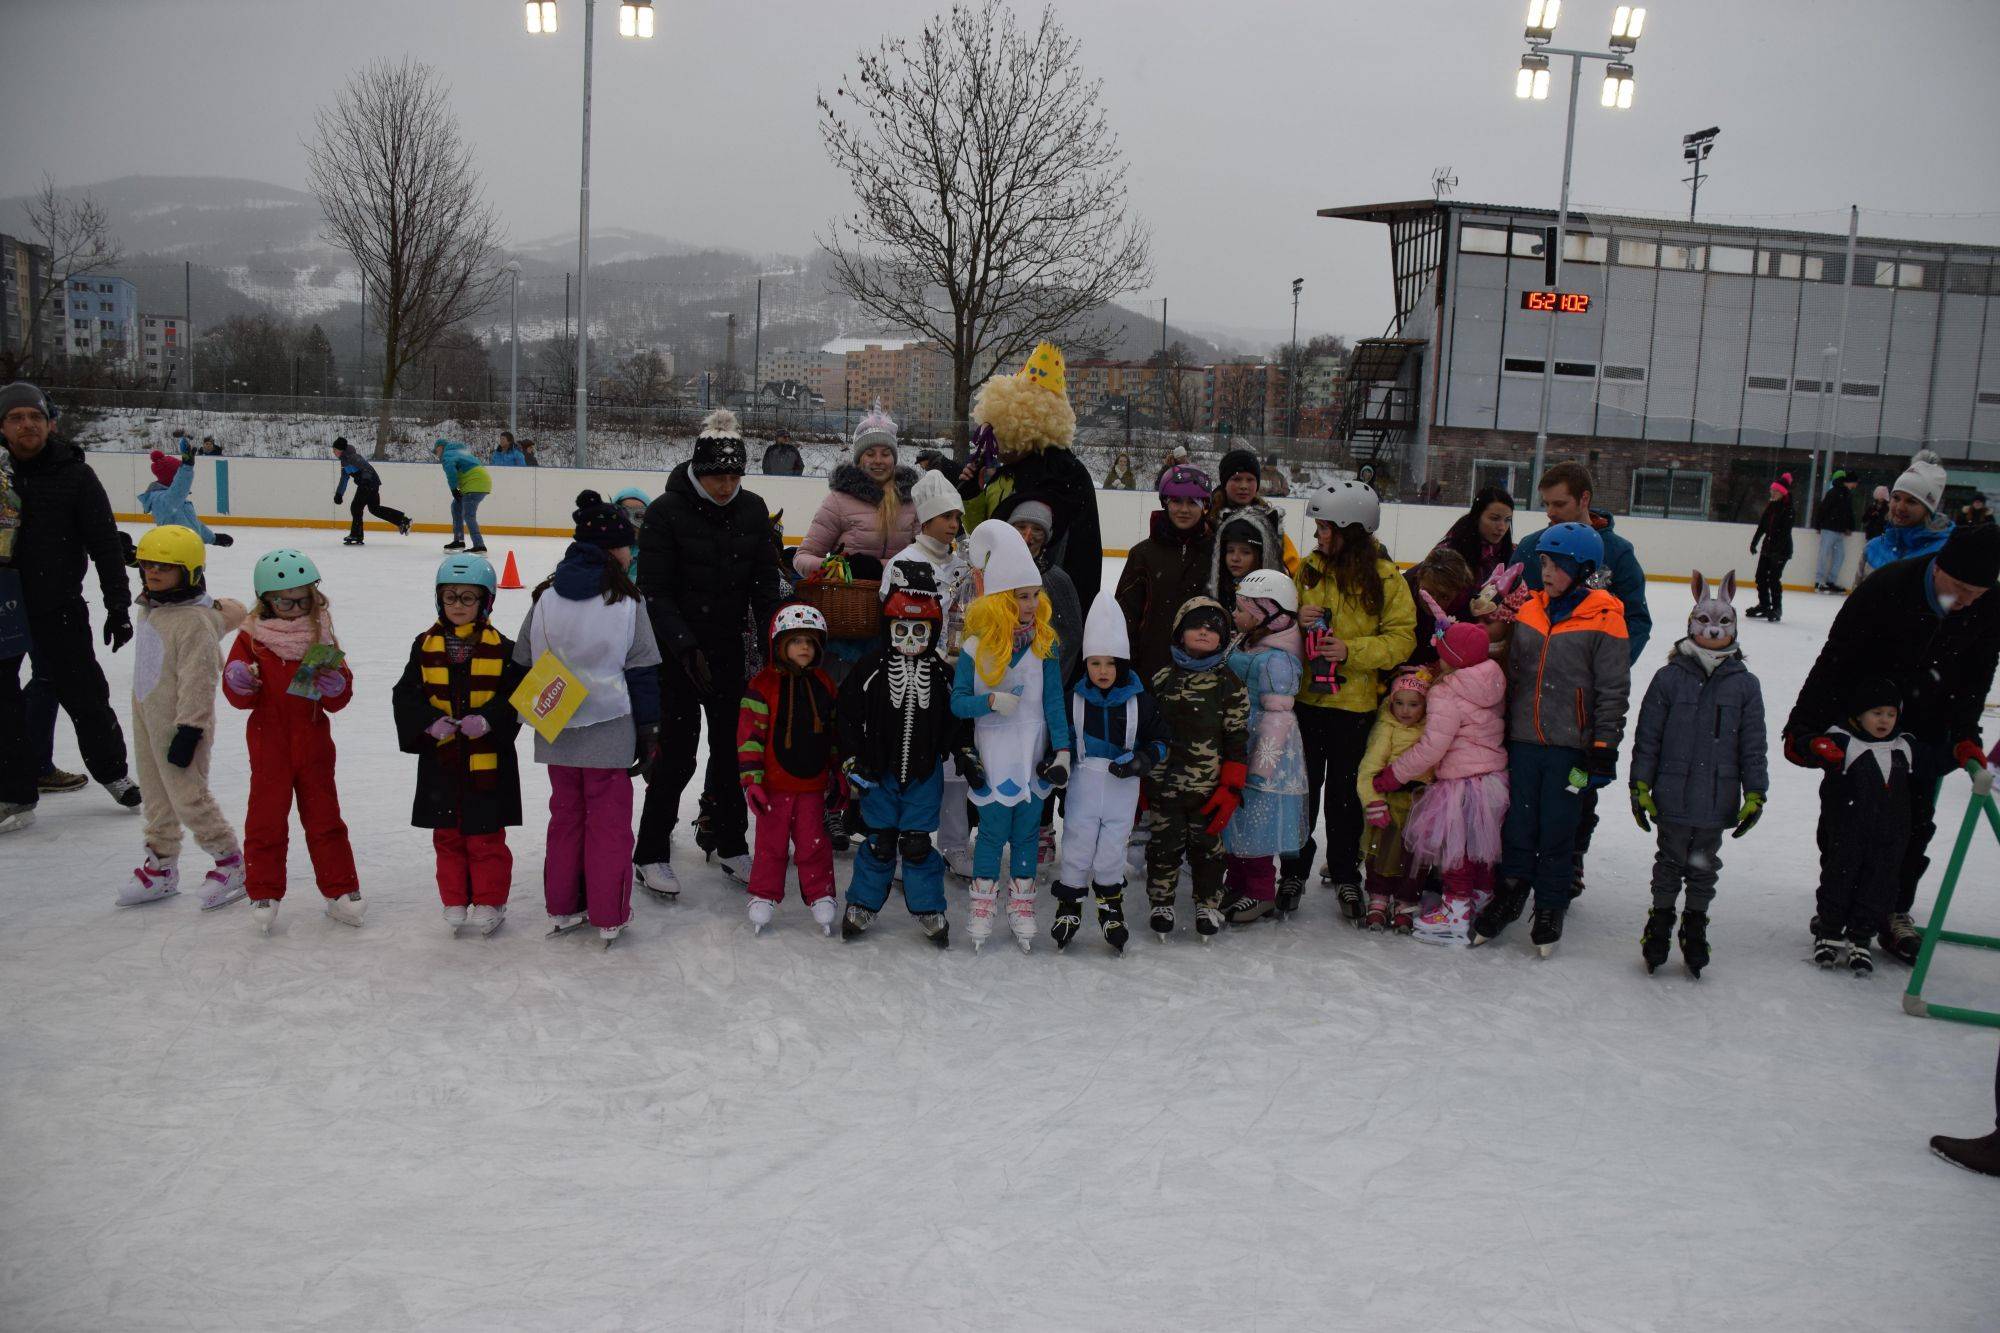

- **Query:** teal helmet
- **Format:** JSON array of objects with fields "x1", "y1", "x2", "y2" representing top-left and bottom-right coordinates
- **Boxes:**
[
  {"x1": 612, "y1": 486, "x2": 650, "y2": 532},
  {"x1": 253, "y1": 548, "x2": 321, "y2": 597},
  {"x1": 435, "y1": 553, "x2": 497, "y2": 616}
]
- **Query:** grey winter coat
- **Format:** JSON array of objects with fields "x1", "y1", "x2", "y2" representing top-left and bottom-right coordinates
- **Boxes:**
[{"x1": 1630, "y1": 644, "x2": 1769, "y2": 828}]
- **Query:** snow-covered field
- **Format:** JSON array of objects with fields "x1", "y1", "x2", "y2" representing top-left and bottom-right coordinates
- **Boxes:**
[{"x1": 3, "y1": 530, "x2": 1997, "y2": 1332}]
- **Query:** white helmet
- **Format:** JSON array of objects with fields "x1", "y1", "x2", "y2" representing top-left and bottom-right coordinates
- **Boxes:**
[
  {"x1": 771, "y1": 603, "x2": 828, "y2": 640},
  {"x1": 1306, "y1": 479, "x2": 1380, "y2": 533},
  {"x1": 1233, "y1": 568, "x2": 1299, "y2": 614}
]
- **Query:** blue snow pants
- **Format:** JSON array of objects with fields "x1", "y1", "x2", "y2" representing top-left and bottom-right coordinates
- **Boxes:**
[
  {"x1": 1501, "y1": 741, "x2": 1588, "y2": 910},
  {"x1": 974, "y1": 796, "x2": 1044, "y2": 879},
  {"x1": 847, "y1": 771, "x2": 946, "y2": 914}
]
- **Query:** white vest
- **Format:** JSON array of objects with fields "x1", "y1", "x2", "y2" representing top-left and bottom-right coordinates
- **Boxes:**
[
  {"x1": 531, "y1": 593, "x2": 638, "y2": 729},
  {"x1": 965, "y1": 634, "x2": 1048, "y2": 807}
]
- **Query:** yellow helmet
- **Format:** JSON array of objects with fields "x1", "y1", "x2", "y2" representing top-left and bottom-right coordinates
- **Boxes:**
[{"x1": 135, "y1": 525, "x2": 207, "y2": 587}]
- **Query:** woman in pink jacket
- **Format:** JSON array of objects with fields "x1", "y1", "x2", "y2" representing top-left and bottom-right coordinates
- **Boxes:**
[
  {"x1": 793, "y1": 406, "x2": 920, "y2": 578},
  {"x1": 1371, "y1": 618, "x2": 1509, "y2": 942}
]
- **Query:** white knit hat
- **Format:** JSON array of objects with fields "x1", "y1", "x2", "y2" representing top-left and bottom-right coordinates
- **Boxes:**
[
  {"x1": 968, "y1": 519, "x2": 1041, "y2": 598},
  {"x1": 1893, "y1": 449, "x2": 1947, "y2": 515},
  {"x1": 850, "y1": 403, "x2": 898, "y2": 461},
  {"x1": 912, "y1": 469, "x2": 961, "y2": 525},
  {"x1": 1081, "y1": 590, "x2": 1129, "y2": 660}
]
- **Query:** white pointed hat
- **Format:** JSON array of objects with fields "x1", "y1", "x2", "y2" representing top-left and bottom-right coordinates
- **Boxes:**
[
  {"x1": 1081, "y1": 590, "x2": 1129, "y2": 660},
  {"x1": 967, "y1": 518, "x2": 1042, "y2": 598}
]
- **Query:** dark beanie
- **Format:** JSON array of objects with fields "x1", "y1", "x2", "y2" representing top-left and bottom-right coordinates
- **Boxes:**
[
  {"x1": 0, "y1": 381, "x2": 52, "y2": 420},
  {"x1": 331, "y1": 436, "x2": 348, "y2": 451},
  {"x1": 571, "y1": 490, "x2": 631, "y2": 549},
  {"x1": 1936, "y1": 523, "x2": 2000, "y2": 591},
  {"x1": 1219, "y1": 448, "x2": 1260, "y2": 484},
  {"x1": 1847, "y1": 677, "x2": 1903, "y2": 718}
]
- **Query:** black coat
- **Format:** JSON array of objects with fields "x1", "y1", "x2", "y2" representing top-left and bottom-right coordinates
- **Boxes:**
[
  {"x1": 637, "y1": 462, "x2": 783, "y2": 662},
  {"x1": 761, "y1": 442, "x2": 804, "y2": 476},
  {"x1": 1813, "y1": 485, "x2": 1856, "y2": 534},
  {"x1": 9, "y1": 438, "x2": 128, "y2": 621},
  {"x1": 837, "y1": 647, "x2": 962, "y2": 787},
  {"x1": 971, "y1": 447, "x2": 1103, "y2": 608},
  {"x1": 1113, "y1": 512, "x2": 1213, "y2": 685},
  {"x1": 1787, "y1": 554, "x2": 2000, "y2": 749},
  {"x1": 1751, "y1": 496, "x2": 1795, "y2": 558},
  {"x1": 391, "y1": 627, "x2": 529, "y2": 835},
  {"x1": 1814, "y1": 729, "x2": 1913, "y2": 933}
]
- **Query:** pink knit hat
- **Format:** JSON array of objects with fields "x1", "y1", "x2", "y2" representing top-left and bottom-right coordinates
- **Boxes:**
[
  {"x1": 149, "y1": 450, "x2": 180, "y2": 487},
  {"x1": 1439, "y1": 622, "x2": 1490, "y2": 670}
]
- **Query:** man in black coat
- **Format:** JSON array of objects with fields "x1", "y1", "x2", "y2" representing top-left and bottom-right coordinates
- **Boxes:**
[
  {"x1": 635, "y1": 411, "x2": 783, "y2": 886},
  {"x1": 1785, "y1": 525, "x2": 2000, "y2": 963},
  {"x1": 0, "y1": 382, "x2": 138, "y2": 815},
  {"x1": 759, "y1": 429, "x2": 804, "y2": 477},
  {"x1": 1812, "y1": 470, "x2": 1858, "y2": 593}
]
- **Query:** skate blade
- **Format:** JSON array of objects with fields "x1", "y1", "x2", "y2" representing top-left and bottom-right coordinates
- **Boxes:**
[
  {"x1": 642, "y1": 887, "x2": 678, "y2": 901},
  {"x1": 1154, "y1": 931, "x2": 1169, "y2": 944},
  {"x1": 545, "y1": 920, "x2": 588, "y2": 937},
  {"x1": 1016, "y1": 939, "x2": 1032, "y2": 954},
  {"x1": 1537, "y1": 943, "x2": 1558, "y2": 958},
  {"x1": 116, "y1": 889, "x2": 181, "y2": 908},
  {"x1": 479, "y1": 922, "x2": 504, "y2": 938},
  {"x1": 199, "y1": 890, "x2": 246, "y2": 912}
]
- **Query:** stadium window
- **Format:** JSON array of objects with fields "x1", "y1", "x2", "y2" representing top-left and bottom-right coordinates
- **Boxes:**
[
  {"x1": 1660, "y1": 244, "x2": 1706, "y2": 272},
  {"x1": 1841, "y1": 381, "x2": 1882, "y2": 399},
  {"x1": 1602, "y1": 364, "x2": 1647, "y2": 382},
  {"x1": 1708, "y1": 245, "x2": 1754, "y2": 275},
  {"x1": 1562, "y1": 233, "x2": 1609, "y2": 264},
  {"x1": 1630, "y1": 468, "x2": 1711, "y2": 518},
  {"x1": 1617, "y1": 239, "x2": 1658, "y2": 267},
  {"x1": 1473, "y1": 458, "x2": 1529, "y2": 500},
  {"x1": 1747, "y1": 374, "x2": 1789, "y2": 392},
  {"x1": 1503, "y1": 357, "x2": 1545, "y2": 375},
  {"x1": 1511, "y1": 230, "x2": 1549, "y2": 258},
  {"x1": 1946, "y1": 263, "x2": 1994, "y2": 295},
  {"x1": 1460, "y1": 226, "x2": 1508, "y2": 255}
]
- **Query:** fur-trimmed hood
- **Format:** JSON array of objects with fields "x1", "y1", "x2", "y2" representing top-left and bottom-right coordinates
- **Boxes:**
[{"x1": 828, "y1": 461, "x2": 917, "y2": 506}]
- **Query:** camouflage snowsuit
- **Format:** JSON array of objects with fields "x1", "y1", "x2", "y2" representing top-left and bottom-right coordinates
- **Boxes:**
[{"x1": 1143, "y1": 657, "x2": 1249, "y2": 909}]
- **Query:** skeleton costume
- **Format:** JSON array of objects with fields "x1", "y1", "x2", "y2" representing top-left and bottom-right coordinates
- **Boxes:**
[{"x1": 836, "y1": 564, "x2": 963, "y2": 943}]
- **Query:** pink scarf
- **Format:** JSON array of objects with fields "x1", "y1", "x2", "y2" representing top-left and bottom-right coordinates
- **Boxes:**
[{"x1": 245, "y1": 608, "x2": 333, "y2": 662}]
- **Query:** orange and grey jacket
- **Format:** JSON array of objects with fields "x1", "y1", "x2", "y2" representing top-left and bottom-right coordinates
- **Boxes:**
[{"x1": 1504, "y1": 588, "x2": 1631, "y2": 755}]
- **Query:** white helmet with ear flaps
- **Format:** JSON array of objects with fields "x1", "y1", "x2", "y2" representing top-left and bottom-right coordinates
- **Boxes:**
[
  {"x1": 1305, "y1": 479, "x2": 1380, "y2": 533},
  {"x1": 1233, "y1": 568, "x2": 1299, "y2": 615}
]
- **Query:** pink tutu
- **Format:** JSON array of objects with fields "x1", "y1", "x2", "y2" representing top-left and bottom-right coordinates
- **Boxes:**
[{"x1": 1402, "y1": 771, "x2": 1508, "y2": 874}]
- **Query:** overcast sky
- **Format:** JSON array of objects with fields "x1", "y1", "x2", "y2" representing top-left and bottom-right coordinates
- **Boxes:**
[{"x1": 5, "y1": 0, "x2": 1999, "y2": 346}]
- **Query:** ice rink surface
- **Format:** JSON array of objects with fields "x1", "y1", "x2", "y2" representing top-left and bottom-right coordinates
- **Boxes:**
[{"x1": 3, "y1": 526, "x2": 1998, "y2": 1332}]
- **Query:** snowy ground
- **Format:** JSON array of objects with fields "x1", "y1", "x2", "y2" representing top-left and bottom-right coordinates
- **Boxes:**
[{"x1": 3, "y1": 529, "x2": 1998, "y2": 1332}]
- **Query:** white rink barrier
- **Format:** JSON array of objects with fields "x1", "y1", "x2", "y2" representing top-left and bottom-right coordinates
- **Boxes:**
[{"x1": 91, "y1": 449, "x2": 1853, "y2": 591}]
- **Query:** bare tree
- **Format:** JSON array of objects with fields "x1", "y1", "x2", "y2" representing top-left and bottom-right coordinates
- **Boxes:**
[
  {"x1": 817, "y1": 0, "x2": 1151, "y2": 453},
  {"x1": 305, "y1": 58, "x2": 503, "y2": 457},
  {"x1": 13, "y1": 174, "x2": 123, "y2": 378}
]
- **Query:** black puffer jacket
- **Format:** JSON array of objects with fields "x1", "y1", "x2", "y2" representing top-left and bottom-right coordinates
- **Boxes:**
[
  {"x1": 1114, "y1": 512, "x2": 1214, "y2": 684},
  {"x1": 1751, "y1": 495, "x2": 1795, "y2": 559},
  {"x1": 9, "y1": 437, "x2": 128, "y2": 620},
  {"x1": 637, "y1": 462, "x2": 783, "y2": 660}
]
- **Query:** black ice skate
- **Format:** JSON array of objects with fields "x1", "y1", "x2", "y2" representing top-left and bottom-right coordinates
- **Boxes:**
[
  {"x1": 1194, "y1": 905, "x2": 1225, "y2": 942},
  {"x1": 1677, "y1": 909, "x2": 1710, "y2": 978},
  {"x1": 1812, "y1": 926, "x2": 1844, "y2": 968},
  {"x1": 1275, "y1": 870, "x2": 1306, "y2": 918},
  {"x1": 1470, "y1": 876, "x2": 1532, "y2": 946},
  {"x1": 1094, "y1": 884, "x2": 1129, "y2": 954},
  {"x1": 1847, "y1": 927, "x2": 1875, "y2": 977},
  {"x1": 1530, "y1": 905, "x2": 1566, "y2": 957},
  {"x1": 1333, "y1": 881, "x2": 1364, "y2": 923},
  {"x1": 1150, "y1": 902, "x2": 1175, "y2": 942},
  {"x1": 1050, "y1": 884, "x2": 1086, "y2": 951},
  {"x1": 1641, "y1": 907, "x2": 1676, "y2": 974},
  {"x1": 1879, "y1": 912, "x2": 1922, "y2": 965},
  {"x1": 917, "y1": 912, "x2": 950, "y2": 949}
]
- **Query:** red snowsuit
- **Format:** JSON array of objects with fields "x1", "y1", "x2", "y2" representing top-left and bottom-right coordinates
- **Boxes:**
[{"x1": 222, "y1": 633, "x2": 359, "y2": 902}]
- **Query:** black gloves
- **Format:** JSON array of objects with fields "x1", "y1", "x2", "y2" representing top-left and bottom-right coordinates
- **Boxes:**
[
  {"x1": 1108, "y1": 749, "x2": 1156, "y2": 780},
  {"x1": 1035, "y1": 750, "x2": 1071, "y2": 789},
  {"x1": 119, "y1": 533, "x2": 138, "y2": 568},
  {"x1": 954, "y1": 748, "x2": 987, "y2": 790},
  {"x1": 166, "y1": 724, "x2": 203, "y2": 768},
  {"x1": 1585, "y1": 744, "x2": 1619, "y2": 785},
  {"x1": 628, "y1": 723, "x2": 658, "y2": 779},
  {"x1": 211, "y1": 532, "x2": 234, "y2": 548},
  {"x1": 682, "y1": 648, "x2": 714, "y2": 696},
  {"x1": 103, "y1": 610, "x2": 133, "y2": 653}
]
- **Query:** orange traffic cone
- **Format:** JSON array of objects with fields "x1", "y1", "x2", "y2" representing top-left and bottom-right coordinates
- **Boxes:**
[{"x1": 498, "y1": 550, "x2": 524, "y2": 590}]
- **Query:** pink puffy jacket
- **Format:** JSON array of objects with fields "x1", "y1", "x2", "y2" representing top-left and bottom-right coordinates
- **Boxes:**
[
  {"x1": 793, "y1": 462, "x2": 921, "y2": 576},
  {"x1": 1390, "y1": 658, "x2": 1507, "y2": 783}
]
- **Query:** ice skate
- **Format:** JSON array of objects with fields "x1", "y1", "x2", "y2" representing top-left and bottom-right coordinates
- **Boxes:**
[
  {"x1": 1274, "y1": 870, "x2": 1305, "y2": 918},
  {"x1": 325, "y1": 892, "x2": 367, "y2": 926},
  {"x1": 119, "y1": 852, "x2": 180, "y2": 906},
  {"x1": 1224, "y1": 894, "x2": 1272, "y2": 926},
  {"x1": 1363, "y1": 892, "x2": 1390, "y2": 933},
  {"x1": 1391, "y1": 901, "x2": 1416, "y2": 934},
  {"x1": 1150, "y1": 902, "x2": 1175, "y2": 942},
  {"x1": 198, "y1": 852, "x2": 246, "y2": 911},
  {"x1": 0, "y1": 802, "x2": 36, "y2": 835},
  {"x1": 1412, "y1": 895, "x2": 1475, "y2": 945},
  {"x1": 1333, "y1": 880, "x2": 1364, "y2": 923},
  {"x1": 841, "y1": 903, "x2": 875, "y2": 940},
  {"x1": 1677, "y1": 909, "x2": 1710, "y2": 978},
  {"x1": 824, "y1": 805, "x2": 851, "y2": 855},
  {"x1": 38, "y1": 767, "x2": 87, "y2": 794},
  {"x1": 102, "y1": 777, "x2": 142, "y2": 809},
  {"x1": 1930, "y1": 1130, "x2": 2000, "y2": 1178},
  {"x1": 546, "y1": 912, "x2": 588, "y2": 937},
  {"x1": 443, "y1": 905, "x2": 469, "y2": 931},
  {"x1": 917, "y1": 912, "x2": 950, "y2": 949},
  {"x1": 469, "y1": 904, "x2": 505, "y2": 937},
  {"x1": 599, "y1": 922, "x2": 625, "y2": 948},
  {"x1": 1194, "y1": 905, "x2": 1225, "y2": 942},
  {"x1": 636, "y1": 862, "x2": 679, "y2": 901},
  {"x1": 1470, "y1": 876, "x2": 1531, "y2": 946},
  {"x1": 1094, "y1": 884, "x2": 1129, "y2": 954},
  {"x1": 967, "y1": 878, "x2": 999, "y2": 952},
  {"x1": 716, "y1": 852, "x2": 752, "y2": 885},
  {"x1": 1846, "y1": 930, "x2": 1874, "y2": 977},
  {"x1": 1050, "y1": 885, "x2": 1085, "y2": 951},
  {"x1": 1879, "y1": 913, "x2": 1921, "y2": 965},
  {"x1": 1007, "y1": 877, "x2": 1036, "y2": 953},
  {"x1": 1641, "y1": 907, "x2": 1676, "y2": 974},
  {"x1": 1812, "y1": 927, "x2": 1844, "y2": 968},
  {"x1": 811, "y1": 898, "x2": 838, "y2": 937},
  {"x1": 748, "y1": 898, "x2": 775, "y2": 935},
  {"x1": 1530, "y1": 905, "x2": 1565, "y2": 958},
  {"x1": 249, "y1": 899, "x2": 278, "y2": 934}
]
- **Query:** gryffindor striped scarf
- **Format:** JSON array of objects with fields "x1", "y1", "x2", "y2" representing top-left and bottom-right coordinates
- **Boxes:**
[{"x1": 419, "y1": 621, "x2": 507, "y2": 783}]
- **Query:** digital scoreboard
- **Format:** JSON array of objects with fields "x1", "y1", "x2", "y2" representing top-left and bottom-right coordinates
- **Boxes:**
[{"x1": 1520, "y1": 290, "x2": 1592, "y2": 314}]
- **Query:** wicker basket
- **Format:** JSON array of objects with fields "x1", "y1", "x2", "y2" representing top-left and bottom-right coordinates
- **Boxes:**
[{"x1": 795, "y1": 574, "x2": 883, "y2": 639}]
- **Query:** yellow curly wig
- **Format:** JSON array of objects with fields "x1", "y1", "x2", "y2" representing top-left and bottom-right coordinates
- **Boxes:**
[
  {"x1": 971, "y1": 372, "x2": 1076, "y2": 460},
  {"x1": 964, "y1": 589, "x2": 1056, "y2": 686}
]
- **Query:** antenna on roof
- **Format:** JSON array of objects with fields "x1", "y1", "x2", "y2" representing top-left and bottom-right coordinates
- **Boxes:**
[{"x1": 1432, "y1": 167, "x2": 1459, "y2": 201}]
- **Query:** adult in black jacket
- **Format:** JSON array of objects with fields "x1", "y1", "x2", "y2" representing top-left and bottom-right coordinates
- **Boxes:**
[
  {"x1": 760, "y1": 431, "x2": 804, "y2": 476},
  {"x1": 635, "y1": 411, "x2": 783, "y2": 879},
  {"x1": 2, "y1": 382, "x2": 136, "y2": 811},
  {"x1": 1811, "y1": 470, "x2": 1858, "y2": 592},
  {"x1": 960, "y1": 438, "x2": 1104, "y2": 609},
  {"x1": 1746, "y1": 478, "x2": 1796, "y2": 622},
  {"x1": 1785, "y1": 526, "x2": 2000, "y2": 962}
]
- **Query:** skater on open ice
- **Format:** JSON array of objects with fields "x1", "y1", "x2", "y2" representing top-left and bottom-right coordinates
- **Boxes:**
[
  {"x1": 330, "y1": 437, "x2": 412, "y2": 546},
  {"x1": 138, "y1": 450, "x2": 233, "y2": 546},
  {"x1": 1376, "y1": 612, "x2": 1510, "y2": 943},
  {"x1": 1143, "y1": 596, "x2": 1250, "y2": 942},
  {"x1": 1746, "y1": 474, "x2": 1794, "y2": 623},
  {"x1": 121, "y1": 525, "x2": 247, "y2": 910},
  {"x1": 737, "y1": 603, "x2": 844, "y2": 936},
  {"x1": 1627, "y1": 571, "x2": 1768, "y2": 978},
  {"x1": 516, "y1": 491, "x2": 663, "y2": 946},
  {"x1": 1356, "y1": 671, "x2": 1434, "y2": 934},
  {"x1": 390, "y1": 554, "x2": 528, "y2": 936},
  {"x1": 1797, "y1": 680, "x2": 1916, "y2": 975},
  {"x1": 1812, "y1": 469, "x2": 1859, "y2": 593},
  {"x1": 1475, "y1": 521, "x2": 1631, "y2": 956},
  {"x1": 837, "y1": 564, "x2": 960, "y2": 947},
  {"x1": 223, "y1": 548, "x2": 363, "y2": 931},
  {"x1": 1050, "y1": 589, "x2": 1166, "y2": 953},
  {"x1": 950, "y1": 519, "x2": 1071, "y2": 953},
  {"x1": 434, "y1": 437, "x2": 492, "y2": 554},
  {"x1": 1218, "y1": 568, "x2": 1307, "y2": 925}
]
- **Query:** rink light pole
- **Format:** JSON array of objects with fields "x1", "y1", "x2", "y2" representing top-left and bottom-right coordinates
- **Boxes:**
[
  {"x1": 504, "y1": 261, "x2": 521, "y2": 442},
  {"x1": 526, "y1": 0, "x2": 654, "y2": 467},
  {"x1": 1513, "y1": 2, "x2": 1647, "y2": 489}
]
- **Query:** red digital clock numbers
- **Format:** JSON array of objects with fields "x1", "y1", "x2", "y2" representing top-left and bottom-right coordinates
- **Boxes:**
[{"x1": 1522, "y1": 290, "x2": 1592, "y2": 314}]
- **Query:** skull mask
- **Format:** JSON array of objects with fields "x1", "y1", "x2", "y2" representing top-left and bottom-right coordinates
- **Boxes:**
[{"x1": 890, "y1": 618, "x2": 934, "y2": 657}]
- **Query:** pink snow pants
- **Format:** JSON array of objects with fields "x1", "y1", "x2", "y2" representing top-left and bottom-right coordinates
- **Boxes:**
[
  {"x1": 747, "y1": 788, "x2": 835, "y2": 905},
  {"x1": 1225, "y1": 854, "x2": 1277, "y2": 903},
  {"x1": 544, "y1": 765, "x2": 634, "y2": 929}
]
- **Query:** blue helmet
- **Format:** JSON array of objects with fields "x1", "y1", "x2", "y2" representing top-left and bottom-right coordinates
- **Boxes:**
[
  {"x1": 435, "y1": 553, "x2": 497, "y2": 616},
  {"x1": 1537, "y1": 521, "x2": 1604, "y2": 573}
]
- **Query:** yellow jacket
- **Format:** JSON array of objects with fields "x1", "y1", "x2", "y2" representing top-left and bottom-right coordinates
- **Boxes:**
[
  {"x1": 1294, "y1": 550, "x2": 1417, "y2": 713},
  {"x1": 1357, "y1": 704, "x2": 1432, "y2": 806}
]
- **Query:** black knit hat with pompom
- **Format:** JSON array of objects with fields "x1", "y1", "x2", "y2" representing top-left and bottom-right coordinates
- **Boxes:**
[{"x1": 572, "y1": 490, "x2": 631, "y2": 549}]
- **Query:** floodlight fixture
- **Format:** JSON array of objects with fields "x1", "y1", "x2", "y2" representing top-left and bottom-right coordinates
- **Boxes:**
[
  {"x1": 525, "y1": 1, "x2": 557, "y2": 34},
  {"x1": 1610, "y1": 6, "x2": 1646, "y2": 51},
  {"x1": 1602, "y1": 62, "x2": 1635, "y2": 109},
  {"x1": 1525, "y1": 0, "x2": 1562, "y2": 42},
  {"x1": 1517, "y1": 52, "x2": 1552, "y2": 100},
  {"x1": 618, "y1": 1, "x2": 654, "y2": 39}
]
